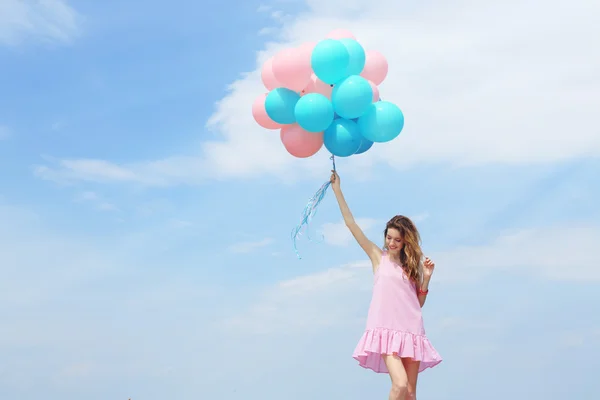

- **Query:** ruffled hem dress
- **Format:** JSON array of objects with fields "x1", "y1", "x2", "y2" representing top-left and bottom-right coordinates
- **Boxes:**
[{"x1": 352, "y1": 251, "x2": 442, "y2": 373}]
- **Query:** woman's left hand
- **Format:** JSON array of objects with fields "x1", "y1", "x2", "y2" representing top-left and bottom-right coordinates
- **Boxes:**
[{"x1": 423, "y1": 257, "x2": 435, "y2": 279}]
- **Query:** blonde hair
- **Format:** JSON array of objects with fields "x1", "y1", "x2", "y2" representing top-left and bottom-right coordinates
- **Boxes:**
[{"x1": 384, "y1": 215, "x2": 423, "y2": 283}]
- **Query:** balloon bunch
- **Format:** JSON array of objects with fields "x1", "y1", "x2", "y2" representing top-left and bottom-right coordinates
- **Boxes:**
[
  {"x1": 251, "y1": 29, "x2": 404, "y2": 258},
  {"x1": 252, "y1": 28, "x2": 404, "y2": 159}
]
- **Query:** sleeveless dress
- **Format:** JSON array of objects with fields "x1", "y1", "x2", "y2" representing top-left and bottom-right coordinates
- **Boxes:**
[{"x1": 352, "y1": 251, "x2": 442, "y2": 373}]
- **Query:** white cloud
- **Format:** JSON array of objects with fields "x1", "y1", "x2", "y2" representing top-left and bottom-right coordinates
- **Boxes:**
[
  {"x1": 545, "y1": 327, "x2": 600, "y2": 349},
  {"x1": 1, "y1": 195, "x2": 597, "y2": 398},
  {"x1": 218, "y1": 260, "x2": 371, "y2": 334},
  {"x1": 320, "y1": 217, "x2": 379, "y2": 246},
  {"x1": 558, "y1": 331, "x2": 586, "y2": 348},
  {"x1": 74, "y1": 191, "x2": 99, "y2": 202},
  {"x1": 258, "y1": 27, "x2": 276, "y2": 36},
  {"x1": 73, "y1": 190, "x2": 118, "y2": 212},
  {"x1": 57, "y1": 362, "x2": 92, "y2": 378},
  {"x1": 0, "y1": 201, "x2": 226, "y2": 392},
  {"x1": 168, "y1": 218, "x2": 193, "y2": 229},
  {"x1": 277, "y1": 259, "x2": 369, "y2": 293},
  {"x1": 257, "y1": 4, "x2": 271, "y2": 13},
  {"x1": 228, "y1": 237, "x2": 274, "y2": 253},
  {"x1": 0, "y1": 0, "x2": 82, "y2": 46},
  {"x1": 0, "y1": 126, "x2": 11, "y2": 140},
  {"x1": 96, "y1": 202, "x2": 117, "y2": 211},
  {"x1": 431, "y1": 225, "x2": 600, "y2": 282},
  {"x1": 0, "y1": 203, "x2": 119, "y2": 307},
  {"x1": 34, "y1": 159, "x2": 143, "y2": 185},
  {"x1": 32, "y1": 0, "x2": 600, "y2": 187},
  {"x1": 219, "y1": 223, "x2": 600, "y2": 334},
  {"x1": 410, "y1": 212, "x2": 430, "y2": 223},
  {"x1": 436, "y1": 316, "x2": 499, "y2": 332}
]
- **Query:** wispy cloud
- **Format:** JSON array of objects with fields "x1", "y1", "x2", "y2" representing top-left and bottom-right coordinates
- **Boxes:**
[
  {"x1": 0, "y1": 201, "x2": 225, "y2": 396},
  {"x1": 32, "y1": 149, "x2": 330, "y2": 187},
  {"x1": 410, "y1": 212, "x2": 430, "y2": 223},
  {"x1": 34, "y1": 159, "x2": 141, "y2": 185},
  {"x1": 168, "y1": 218, "x2": 193, "y2": 229},
  {"x1": 218, "y1": 259, "x2": 371, "y2": 334},
  {"x1": 320, "y1": 218, "x2": 379, "y2": 247},
  {"x1": 73, "y1": 191, "x2": 118, "y2": 212},
  {"x1": 0, "y1": 203, "x2": 119, "y2": 307},
  {"x1": 258, "y1": 27, "x2": 277, "y2": 36},
  {"x1": 432, "y1": 225, "x2": 600, "y2": 282},
  {"x1": 0, "y1": 126, "x2": 11, "y2": 140},
  {"x1": 229, "y1": 238, "x2": 274, "y2": 254},
  {"x1": 219, "y1": 222, "x2": 600, "y2": 335},
  {"x1": 0, "y1": 0, "x2": 83, "y2": 46},
  {"x1": 257, "y1": 4, "x2": 271, "y2": 13}
]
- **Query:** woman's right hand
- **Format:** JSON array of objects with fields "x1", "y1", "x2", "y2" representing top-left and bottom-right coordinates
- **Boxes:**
[{"x1": 330, "y1": 170, "x2": 341, "y2": 192}]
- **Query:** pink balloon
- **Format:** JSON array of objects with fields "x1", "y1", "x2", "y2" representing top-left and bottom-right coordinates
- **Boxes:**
[
  {"x1": 280, "y1": 124, "x2": 324, "y2": 158},
  {"x1": 302, "y1": 74, "x2": 333, "y2": 99},
  {"x1": 272, "y1": 47, "x2": 313, "y2": 92},
  {"x1": 252, "y1": 93, "x2": 282, "y2": 129},
  {"x1": 368, "y1": 80, "x2": 379, "y2": 102},
  {"x1": 360, "y1": 50, "x2": 388, "y2": 86},
  {"x1": 261, "y1": 57, "x2": 280, "y2": 90},
  {"x1": 326, "y1": 29, "x2": 356, "y2": 40},
  {"x1": 298, "y1": 41, "x2": 317, "y2": 55}
]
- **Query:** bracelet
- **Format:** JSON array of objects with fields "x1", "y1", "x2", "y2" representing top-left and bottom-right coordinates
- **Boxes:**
[{"x1": 418, "y1": 288, "x2": 429, "y2": 296}]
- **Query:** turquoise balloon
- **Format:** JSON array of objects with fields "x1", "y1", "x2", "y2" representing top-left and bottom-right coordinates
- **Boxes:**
[
  {"x1": 323, "y1": 118, "x2": 362, "y2": 157},
  {"x1": 265, "y1": 88, "x2": 301, "y2": 124},
  {"x1": 294, "y1": 93, "x2": 334, "y2": 133},
  {"x1": 311, "y1": 39, "x2": 350, "y2": 85},
  {"x1": 339, "y1": 38, "x2": 366, "y2": 75},
  {"x1": 354, "y1": 138, "x2": 373, "y2": 155},
  {"x1": 357, "y1": 101, "x2": 405, "y2": 143},
  {"x1": 331, "y1": 75, "x2": 373, "y2": 119}
]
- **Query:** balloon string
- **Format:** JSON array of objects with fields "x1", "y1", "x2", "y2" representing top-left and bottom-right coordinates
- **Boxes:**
[{"x1": 291, "y1": 154, "x2": 336, "y2": 259}]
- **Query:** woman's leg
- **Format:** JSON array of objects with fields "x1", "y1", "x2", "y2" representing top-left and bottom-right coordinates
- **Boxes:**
[
  {"x1": 401, "y1": 358, "x2": 420, "y2": 400},
  {"x1": 382, "y1": 354, "x2": 408, "y2": 400}
]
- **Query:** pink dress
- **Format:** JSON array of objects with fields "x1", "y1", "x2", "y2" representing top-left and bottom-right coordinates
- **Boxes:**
[{"x1": 352, "y1": 251, "x2": 442, "y2": 373}]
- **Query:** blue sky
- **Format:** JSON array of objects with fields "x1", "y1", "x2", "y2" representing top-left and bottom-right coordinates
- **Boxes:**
[{"x1": 1, "y1": 0, "x2": 599, "y2": 399}]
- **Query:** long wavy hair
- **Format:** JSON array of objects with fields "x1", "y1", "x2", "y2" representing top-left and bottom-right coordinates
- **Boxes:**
[{"x1": 383, "y1": 215, "x2": 423, "y2": 283}]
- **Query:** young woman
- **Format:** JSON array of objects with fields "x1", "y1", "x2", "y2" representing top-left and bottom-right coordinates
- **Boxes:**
[{"x1": 330, "y1": 170, "x2": 442, "y2": 400}]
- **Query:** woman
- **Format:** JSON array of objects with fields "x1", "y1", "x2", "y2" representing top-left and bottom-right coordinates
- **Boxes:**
[{"x1": 330, "y1": 170, "x2": 442, "y2": 400}]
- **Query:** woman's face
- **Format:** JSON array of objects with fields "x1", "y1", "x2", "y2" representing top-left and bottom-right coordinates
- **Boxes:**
[{"x1": 385, "y1": 228, "x2": 404, "y2": 254}]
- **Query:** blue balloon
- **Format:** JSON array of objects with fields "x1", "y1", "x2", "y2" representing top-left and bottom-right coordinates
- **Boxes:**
[
  {"x1": 311, "y1": 39, "x2": 350, "y2": 85},
  {"x1": 265, "y1": 88, "x2": 301, "y2": 124},
  {"x1": 339, "y1": 38, "x2": 366, "y2": 75},
  {"x1": 323, "y1": 118, "x2": 362, "y2": 157},
  {"x1": 354, "y1": 138, "x2": 373, "y2": 155},
  {"x1": 294, "y1": 93, "x2": 334, "y2": 133},
  {"x1": 357, "y1": 101, "x2": 405, "y2": 143},
  {"x1": 331, "y1": 75, "x2": 373, "y2": 119}
]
